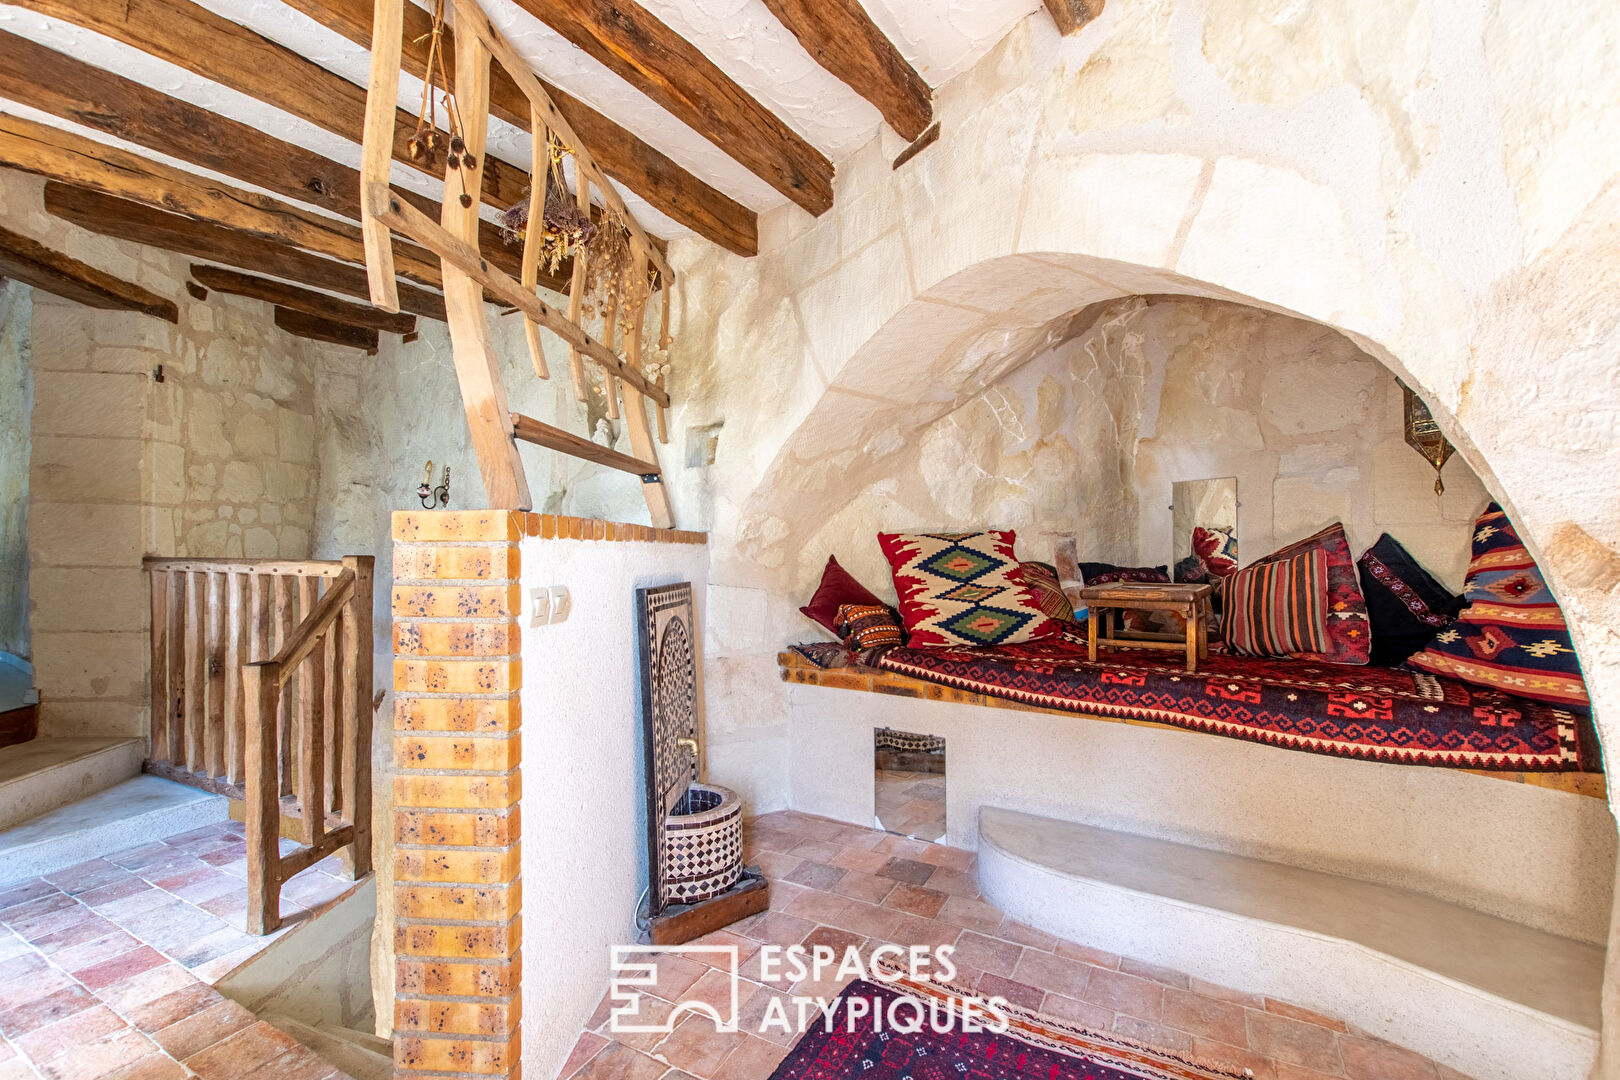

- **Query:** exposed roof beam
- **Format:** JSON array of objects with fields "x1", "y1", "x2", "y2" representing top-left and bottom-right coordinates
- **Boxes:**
[
  {"x1": 0, "y1": 113, "x2": 449, "y2": 289},
  {"x1": 507, "y1": 0, "x2": 834, "y2": 216},
  {"x1": 0, "y1": 29, "x2": 558, "y2": 292},
  {"x1": 757, "y1": 0, "x2": 931, "y2": 141},
  {"x1": 8, "y1": 0, "x2": 532, "y2": 216},
  {"x1": 1042, "y1": 0, "x2": 1105, "y2": 35},
  {"x1": 191, "y1": 265, "x2": 416, "y2": 335},
  {"x1": 282, "y1": 0, "x2": 757, "y2": 256},
  {"x1": 44, "y1": 183, "x2": 449, "y2": 322},
  {"x1": 274, "y1": 305, "x2": 379, "y2": 352},
  {"x1": 0, "y1": 222, "x2": 177, "y2": 321}
]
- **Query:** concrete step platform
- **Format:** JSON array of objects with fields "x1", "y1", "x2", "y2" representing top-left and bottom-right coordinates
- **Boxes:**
[
  {"x1": 977, "y1": 805, "x2": 1602, "y2": 1080},
  {"x1": 266, "y1": 1016, "x2": 391, "y2": 1080},
  {"x1": 0, "y1": 773, "x2": 228, "y2": 884},
  {"x1": 0, "y1": 736, "x2": 146, "y2": 831}
]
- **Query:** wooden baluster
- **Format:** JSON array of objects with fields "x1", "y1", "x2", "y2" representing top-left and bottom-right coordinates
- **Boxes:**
[
  {"x1": 658, "y1": 281, "x2": 672, "y2": 444},
  {"x1": 166, "y1": 573, "x2": 186, "y2": 765},
  {"x1": 243, "y1": 660, "x2": 284, "y2": 935},
  {"x1": 185, "y1": 572, "x2": 205, "y2": 773},
  {"x1": 566, "y1": 168, "x2": 590, "y2": 402},
  {"x1": 251, "y1": 574, "x2": 273, "y2": 664},
  {"x1": 298, "y1": 577, "x2": 326, "y2": 847},
  {"x1": 226, "y1": 573, "x2": 247, "y2": 785},
  {"x1": 149, "y1": 569, "x2": 168, "y2": 762},
  {"x1": 521, "y1": 108, "x2": 551, "y2": 381},
  {"x1": 325, "y1": 610, "x2": 342, "y2": 814},
  {"x1": 341, "y1": 555, "x2": 374, "y2": 879},
  {"x1": 205, "y1": 573, "x2": 227, "y2": 778},
  {"x1": 275, "y1": 576, "x2": 296, "y2": 797}
]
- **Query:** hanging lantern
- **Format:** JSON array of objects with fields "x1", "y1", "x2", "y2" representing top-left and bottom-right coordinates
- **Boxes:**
[{"x1": 1399, "y1": 380, "x2": 1455, "y2": 495}]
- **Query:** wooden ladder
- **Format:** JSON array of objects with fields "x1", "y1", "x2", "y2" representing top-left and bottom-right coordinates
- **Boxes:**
[{"x1": 358, "y1": 0, "x2": 675, "y2": 527}]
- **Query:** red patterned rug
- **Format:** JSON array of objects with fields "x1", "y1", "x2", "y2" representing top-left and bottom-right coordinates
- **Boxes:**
[
  {"x1": 768, "y1": 975, "x2": 1244, "y2": 1080},
  {"x1": 858, "y1": 627, "x2": 1594, "y2": 771}
]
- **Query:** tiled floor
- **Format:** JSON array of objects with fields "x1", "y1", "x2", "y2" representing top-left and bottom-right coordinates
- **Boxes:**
[
  {"x1": 562, "y1": 810, "x2": 1469, "y2": 1080},
  {"x1": 873, "y1": 770, "x2": 944, "y2": 842},
  {"x1": 0, "y1": 821, "x2": 360, "y2": 1080}
]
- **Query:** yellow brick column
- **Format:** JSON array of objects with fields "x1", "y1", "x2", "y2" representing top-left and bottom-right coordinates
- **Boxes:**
[{"x1": 391, "y1": 510, "x2": 527, "y2": 1080}]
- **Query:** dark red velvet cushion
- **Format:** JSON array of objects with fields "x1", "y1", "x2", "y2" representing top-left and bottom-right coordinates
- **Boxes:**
[{"x1": 800, "y1": 555, "x2": 887, "y2": 636}]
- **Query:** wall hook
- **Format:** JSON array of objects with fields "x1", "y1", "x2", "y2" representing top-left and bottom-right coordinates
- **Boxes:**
[{"x1": 417, "y1": 461, "x2": 451, "y2": 509}]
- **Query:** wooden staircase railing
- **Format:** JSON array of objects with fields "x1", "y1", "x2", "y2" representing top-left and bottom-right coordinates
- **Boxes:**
[{"x1": 144, "y1": 556, "x2": 374, "y2": 934}]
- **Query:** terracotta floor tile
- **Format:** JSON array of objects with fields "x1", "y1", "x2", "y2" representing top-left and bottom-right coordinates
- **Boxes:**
[
  {"x1": 151, "y1": 1000, "x2": 258, "y2": 1060},
  {"x1": 30, "y1": 917, "x2": 121, "y2": 957},
  {"x1": 72, "y1": 946, "x2": 169, "y2": 990},
  {"x1": 76, "y1": 882, "x2": 157, "y2": 913},
  {"x1": 1011, "y1": 950, "x2": 1092, "y2": 999},
  {"x1": 782, "y1": 862, "x2": 846, "y2": 892},
  {"x1": 1037, "y1": 993, "x2": 1113, "y2": 1033},
  {"x1": 996, "y1": 920, "x2": 1060, "y2": 953},
  {"x1": 1264, "y1": 998, "x2": 1348, "y2": 1033},
  {"x1": 1080, "y1": 968, "x2": 1163, "y2": 1023},
  {"x1": 975, "y1": 973, "x2": 1043, "y2": 1012},
  {"x1": 0, "y1": 965, "x2": 75, "y2": 1014},
  {"x1": 233, "y1": 1046, "x2": 340, "y2": 1080},
  {"x1": 1193, "y1": 1038, "x2": 1278, "y2": 1080},
  {"x1": 0, "y1": 895, "x2": 76, "y2": 929},
  {"x1": 828, "y1": 872, "x2": 894, "y2": 905},
  {"x1": 786, "y1": 840, "x2": 844, "y2": 864},
  {"x1": 14, "y1": 904, "x2": 98, "y2": 944},
  {"x1": 1338, "y1": 1035, "x2": 1440, "y2": 1080},
  {"x1": 826, "y1": 902, "x2": 902, "y2": 942},
  {"x1": 799, "y1": 926, "x2": 863, "y2": 961},
  {"x1": 1118, "y1": 958, "x2": 1191, "y2": 990},
  {"x1": 49, "y1": 933, "x2": 144, "y2": 974},
  {"x1": 827, "y1": 849, "x2": 889, "y2": 875},
  {"x1": 654, "y1": 1013, "x2": 743, "y2": 1077},
  {"x1": 875, "y1": 858, "x2": 935, "y2": 886},
  {"x1": 573, "y1": 1041, "x2": 672, "y2": 1080},
  {"x1": 189, "y1": 944, "x2": 263, "y2": 985},
  {"x1": 603, "y1": 994, "x2": 677, "y2": 1051},
  {"x1": 0, "y1": 881, "x2": 58, "y2": 915},
  {"x1": 15, "y1": 1006, "x2": 129, "y2": 1063},
  {"x1": 0, "y1": 985, "x2": 99, "y2": 1039},
  {"x1": 124, "y1": 984, "x2": 228, "y2": 1034},
  {"x1": 1114, "y1": 1014, "x2": 1195, "y2": 1054},
  {"x1": 710, "y1": 1033, "x2": 787, "y2": 1080},
  {"x1": 884, "y1": 914, "x2": 957, "y2": 950},
  {"x1": 764, "y1": 882, "x2": 807, "y2": 914},
  {"x1": 182, "y1": 1021, "x2": 301, "y2": 1080},
  {"x1": 33, "y1": 1026, "x2": 156, "y2": 1080},
  {"x1": 950, "y1": 932, "x2": 1022, "y2": 978},
  {"x1": 620, "y1": 952, "x2": 708, "y2": 1001},
  {"x1": 0, "y1": 1061, "x2": 42, "y2": 1080},
  {"x1": 96, "y1": 965, "x2": 201, "y2": 1014},
  {"x1": 881, "y1": 885, "x2": 945, "y2": 919},
  {"x1": 1161, "y1": 988, "x2": 1248, "y2": 1046},
  {"x1": 559, "y1": 1031, "x2": 609, "y2": 1080},
  {"x1": 781, "y1": 891, "x2": 851, "y2": 926},
  {"x1": 45, "y1": 863, "x2": 139, "y2": 898},
  {"x1": 688, "y1": 931, "x2": 761, "y2": 969},
  {"x1": 1054, "y1": 940, "x2": 1120, "y2": 969},
  {"x1": 1246, "y1": 1011, "x2": 1344, "y2": 1074},
  {"x1": 936, "y1": 895, "x2": 1000, "y2": 933},
  {"x1": 1189, "y1": 978, "x2": 1263, "y2": 1007},
  {"x1": 748, "y1": 852, "x2": 802, "y2": 880},
  {"x1": 1273, "y1": 1065, "x2": 1346, "y2": 1080}
]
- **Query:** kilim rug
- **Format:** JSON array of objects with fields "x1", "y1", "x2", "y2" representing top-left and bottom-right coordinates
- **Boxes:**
[
  {"x1": 800, "y1": 626, "x2": 1594, "y2": 771},
  {"x1": 768, "y1": 974, "x2": 1246, "y2": 1080}
]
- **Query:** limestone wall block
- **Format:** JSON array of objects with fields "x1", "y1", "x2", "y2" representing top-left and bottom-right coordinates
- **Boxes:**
[
  {"x1": 183, "y1": 393, "x2": 232, "y2": 458},
  {"x1": 1019, "y1": 152, "x2": 1207, "y2": 268},
  {"x1": 796, "y1": 232, "x2": 912, "y2": 374},
  {"x1": 233, "y1": 413, "x2": 277, "y2": 458},
  {"x1": 1260, "y1": 357, "x2": 1380, "y2": 435},
  {"x1": 30, "y1": 436, "x2": 142, "y2": 503},
  {"x1": 218, "y1": 460, "x2": 264, "y2": 504},
  {"x1": 29, "y1": 569, "x2": 148, "y2": 632},
  {"x1": 278, "y1": 411, "x2": 317, "y2": 463},
  {"x1": 30, "y1": 502, "x2": 144, "y2": 567},
  {"x1": 32, "y1": 630, "x2": 147, "y2": 701},
  {"x1": 32, "y1": 371, "x2": 145, "y2": 438},
  {"x1": 243, "y1": 525, "x2": 278, "y2": 557},
  {"x1": 36, "y1": 699, "x2": 146, "y2": 740}
]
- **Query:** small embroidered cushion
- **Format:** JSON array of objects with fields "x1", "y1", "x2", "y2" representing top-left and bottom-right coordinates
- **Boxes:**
[
  {"x1": 877, "y1": 531, "x2": 1062, "y2": 648},
  {"x1": 1256, "y1": 522, "x2": 1371, "y2": 666},
  {"x1": 1078, "y1": 562, "x2": 1170, "y2": 586},
  {"x1": 1192, "y1": 525, "x2": 1239, "y2": 577},
  {"x1": 835, "y1": 603, "x2": 904, "y2": 651},
  {"x1": 800, "y1": 555, "x2": 887, "y2": 637},
  {"x1": 1019, "y1": 561, "x2": 1076, "y2": 623},
  {"x1": 1356, "y1": 533, "x2": 1466, "y2": 666},
  {"x1": 1221, "y1": 548, "x2": 1329, "y2": 657},
  {"x1": 1407, "y1": 504, "x2": 1588, "y2": 707}
]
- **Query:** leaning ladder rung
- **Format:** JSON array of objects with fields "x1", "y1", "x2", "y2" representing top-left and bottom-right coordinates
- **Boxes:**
[{"x1": 511, "y1": 413, "x2": 662, "y2": 479}]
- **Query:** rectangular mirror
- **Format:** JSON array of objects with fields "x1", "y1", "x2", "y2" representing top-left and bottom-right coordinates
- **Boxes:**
[
  {"x1": 1171, "y1": 477, "x2": 1238, "y2": 571},
  {"x1": 874, "y1": 727, "x2": 945, "y2": 841}
]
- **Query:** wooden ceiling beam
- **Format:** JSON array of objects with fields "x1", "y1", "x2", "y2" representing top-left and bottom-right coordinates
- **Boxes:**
[
  {"x1": 1042, "y1": 0, "x2": 1105, "y2": 36},
  {"x1": 273, "y1": 306, "x2": 379, "y2": 352},
  {"x1": 757, "y1": 0, "x2": 931, "y2": 141},
  {"x1": 44, "y1": 184, "x2": 449, "y2": 322},
  {"x1": 191, "y1": 265, "x2": 415, "y2": 335},
  {"x1": 0, "y1": 223, "x2": 177, "y2": 321},
  {"x1": 507, "y1": 0, "x2": 834, "y2": 215},
  {"x1": 281, "y1": 0, "x2": 757, "y2": 256},
  {"x1": 0, "y1": 30, "x2": 557, "y2": 292},
  {"x1": 9, "y1": 0, "x2": 532, "y2": 217},
  {"x1": 0, "y1": 113, "x2": 450, "y2": 289}
]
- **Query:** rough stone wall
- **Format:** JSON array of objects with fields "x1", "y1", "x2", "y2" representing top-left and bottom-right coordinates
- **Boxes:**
[
  {"x1": 0, "y1": 168, "x2": 324, "y2": 738},
  {"x1": 1125, "y1": 297, "x2": 1489, "y2": 585},
  {"x1": 0, "y1": 280, "x2": 31, "y2": 661}
]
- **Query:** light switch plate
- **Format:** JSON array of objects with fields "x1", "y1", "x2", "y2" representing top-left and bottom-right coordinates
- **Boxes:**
[
  {"x1": 529, "y1": 587, "x2": 550, "y2": 627},
  {"x1": 548, "y1": 585, "x2": 571, "y2": 623}
]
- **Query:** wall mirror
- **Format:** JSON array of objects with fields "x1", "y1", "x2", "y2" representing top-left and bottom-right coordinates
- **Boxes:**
[
  {"x1": 874, "y1": 728, "x2": 945, "y2": 841},
  {"x1": 1171, "y1": 477, "x2": 1238, "y2": 569}
]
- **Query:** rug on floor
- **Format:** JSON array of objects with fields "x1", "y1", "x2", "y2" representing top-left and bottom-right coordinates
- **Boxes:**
[{"x1": 767, "y1": 975, "x2": 1246, "y2": 1080}]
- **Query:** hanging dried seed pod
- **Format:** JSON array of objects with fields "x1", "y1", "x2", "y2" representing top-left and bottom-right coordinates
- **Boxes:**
[
  {"x1": 446, "y1": 152, "x2": 461, "y2": 170},
  {"x1": 449, "y1": 135, "x2": 465, "y2": 154},
  {"x1": 459, "y1": 192, "x2": 472, "y2": 208},
  {"x1": 463, "y1": 155, "x2": 478, "y2": 172}
]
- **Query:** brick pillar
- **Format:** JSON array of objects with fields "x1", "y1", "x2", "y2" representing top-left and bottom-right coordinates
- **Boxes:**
[{"x1": 391, "y1": 510, "x2": 525, "y2": 1080}]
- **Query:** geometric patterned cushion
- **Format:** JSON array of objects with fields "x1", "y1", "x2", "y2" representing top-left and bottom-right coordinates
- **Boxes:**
[
  {"x1": 1018, "y1": 561, "x2": 1076, "y2": 623},
  {"x1": 1257, "y1": 522, "x2": 1371, "y2": 666},
  {"x1": 1357, "y1": 533, "x2": 1466, "y2": 666},
  {"x1": 1220, "y1": 547, "x2": 1330, "y2": 658},
  {"x1": 877, "y1": 531, "x2": 1062, "y2": 648},
  {"x1": 1192, "y1": 525, "x2": 1239, "y2": 577},
  {"x1": 1407, "y1": 504, "x2": 1589, "y2": 707},
  {"x1": 834, "y1": 603, "x2": 904, "y2": 651}
]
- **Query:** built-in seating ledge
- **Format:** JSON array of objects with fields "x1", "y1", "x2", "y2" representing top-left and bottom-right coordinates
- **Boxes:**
[{"x1": 777, "y1": 651, "x2": 1607, "y2": 799}]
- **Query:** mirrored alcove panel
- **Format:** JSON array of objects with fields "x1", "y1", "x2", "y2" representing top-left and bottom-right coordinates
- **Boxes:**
[
  {"x1": 874, "y1": 727, "x2": 945, "y2": 841},
  {"x1": 1171, "y1": 476, "x2": 1238, "y2": 569}
]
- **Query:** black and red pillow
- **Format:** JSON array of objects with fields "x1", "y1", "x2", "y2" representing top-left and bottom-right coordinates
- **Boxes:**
[{"x1": 1356, "y1": 533, "x2": 1465, "y2": 666}]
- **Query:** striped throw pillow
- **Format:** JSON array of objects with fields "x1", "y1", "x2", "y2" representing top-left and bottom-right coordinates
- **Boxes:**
[
  {"x1": 835, "y1": 603, "x2": 903, "y2": 651},
  {"x1": 1221, "y1": 548, "x2": 1329, "y2": 657}
]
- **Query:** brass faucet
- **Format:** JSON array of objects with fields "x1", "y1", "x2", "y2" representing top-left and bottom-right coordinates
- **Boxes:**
[{"x1": 677, "y1": 737, "x2": 698, "y2": 756}]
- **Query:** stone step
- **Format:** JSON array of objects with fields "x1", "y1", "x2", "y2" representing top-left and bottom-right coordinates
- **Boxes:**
[
  {"x1": 0, "y1": 736, "x2": 145, "y2": 832},
  {"x1": 266, "y1": 1015, "x2": 392, "y2": 1080},
  {"x1": 977, "y1": 805, "x2": 1602, "y2": 1080},
  {"x1": 0, "y1": 773, "x2": 229, "y2": 885}
]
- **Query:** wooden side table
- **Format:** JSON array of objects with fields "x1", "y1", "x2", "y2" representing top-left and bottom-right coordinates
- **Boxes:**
[{"x1": 1079, "y1": 582, "x2": 1213, "y2": 673}]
